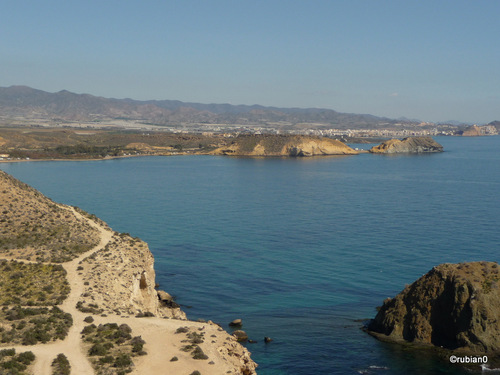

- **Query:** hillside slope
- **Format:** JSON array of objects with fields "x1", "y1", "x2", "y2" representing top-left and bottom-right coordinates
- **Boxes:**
[{"x1": 0, "y1": 171, "x2": 257, "y2": 375}]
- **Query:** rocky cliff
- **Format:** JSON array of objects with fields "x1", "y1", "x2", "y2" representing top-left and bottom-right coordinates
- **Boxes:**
[
  {"x1": 461, "y1": 124, "x2": 498, "y2": 136},
  {"x1": 368, "y1": 262, "x2": 500, "y2": 354},
  {"x1": 77, "y1": 232, "x2": 186, "y2": 319},
  {"x1": 369, "y1": 136, "x2": 443, "y2": 154},
  {"x1": 212, "y1": 134, "x2": 359, "y2": 156}
]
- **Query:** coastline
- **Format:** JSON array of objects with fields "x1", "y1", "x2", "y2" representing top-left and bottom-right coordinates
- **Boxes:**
[{"x1": 0, "y1": 170, "x2": 258, "y2": 374}]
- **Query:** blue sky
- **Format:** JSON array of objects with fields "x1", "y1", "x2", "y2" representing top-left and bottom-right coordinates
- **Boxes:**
[{"x1": 2, "y1": 0, "x2": 499, "y2": 123}]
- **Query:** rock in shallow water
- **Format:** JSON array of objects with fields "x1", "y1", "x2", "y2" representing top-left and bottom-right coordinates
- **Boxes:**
[{"x1": 229, "y1": 319, "x2": 243, "y2": 327}]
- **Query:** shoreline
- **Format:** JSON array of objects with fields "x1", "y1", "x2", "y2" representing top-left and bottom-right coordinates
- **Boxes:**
[{"x1": 0, "y1": 170, "x2": 258, "y2": 374}]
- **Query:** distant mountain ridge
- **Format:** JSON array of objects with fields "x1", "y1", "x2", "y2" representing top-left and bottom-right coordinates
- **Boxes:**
[{"x1": 0, "y1": 85, "x2": 410, "y2": 129}]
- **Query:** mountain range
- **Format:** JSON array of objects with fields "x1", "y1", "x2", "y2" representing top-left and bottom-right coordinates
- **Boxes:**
[
  {"x1": 1, "y1": 85, "x2": 498, "y2": 133},
  {"x1": 0, "y1": 85, "x2": 416, "y2": 130}
]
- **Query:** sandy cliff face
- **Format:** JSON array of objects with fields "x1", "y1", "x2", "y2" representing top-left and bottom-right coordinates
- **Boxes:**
[
  {"x1": 368, "y1": 262, "x2": 500, "y2": 353},
  {"x1": 212, "y1": 134, "x2": 359, "y2": 156},
  {"x1": 78, "y1": 233, "x2": 186, "y2": 319},
  {"x1": 369, "y1": 136, "x2": 443, "y2": 154}
]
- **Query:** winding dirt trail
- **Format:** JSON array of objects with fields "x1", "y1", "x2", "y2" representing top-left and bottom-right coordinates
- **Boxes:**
[
  {"x1": 7, "y1": 207, "x2": 113, "y2": 375},
  {"x1": 5, "y1": 206, "x2": 256, "y2": 375}
]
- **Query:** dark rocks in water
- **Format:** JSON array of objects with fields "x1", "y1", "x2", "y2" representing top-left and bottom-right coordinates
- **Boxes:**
[
  {"x1": 232, "y1": 330, "x2": 248, "y2": 342},
  {"x1": 369, "y1": 136, "x2": 444, "y2": 153},
  {"x1": 229, "y1": 319, "x2": 243, "y2": 327},
  {"x1": 248, "y1": 339, "x2": 258, "y2": 344},
  {"x1": 367, "y1": 262, "x2": 500, "y2": 354},
  {"x1": 157, "y1": 290, "x2": 180, "y2": 308},
  {"x1": 264, "y1": 337, "x2": 273, "y2": 343}
]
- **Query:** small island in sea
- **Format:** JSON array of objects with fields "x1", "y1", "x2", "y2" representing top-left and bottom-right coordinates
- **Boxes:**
[
  {"x1": 0, "y1": 170, "x2": 257, "y2": 374},
  {"x1": 366, "y1": 262, "x2": 500, "y2": 369}
]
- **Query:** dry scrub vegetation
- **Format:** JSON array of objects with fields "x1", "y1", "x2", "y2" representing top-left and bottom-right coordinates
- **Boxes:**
[
  {"x1": 0, "y1": 260, "x2": 73, "y2": 347},
  {"x1": 81, "y1": 322, "x2": 145, "y2": 375},
  {"x1": 0, "y1": 260, "x2": 70, "y2": 306},
  {"x1": 0, "y1": 170, "x2": 99, "y2": 262}
]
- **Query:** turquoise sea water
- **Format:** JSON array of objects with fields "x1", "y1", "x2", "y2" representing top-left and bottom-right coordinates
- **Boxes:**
[{"x1": 1, "y1": 136, "x2": 499, "y2": 374}]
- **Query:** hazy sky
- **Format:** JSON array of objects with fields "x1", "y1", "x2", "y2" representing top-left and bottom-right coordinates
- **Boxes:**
[{"x1": 2, "y1": 1, "x2": 499, "y2": 123}]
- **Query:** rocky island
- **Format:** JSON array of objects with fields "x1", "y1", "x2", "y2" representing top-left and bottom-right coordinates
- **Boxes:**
[
  {"x1": 211, "y1": 134, "x2": 359, "y2": 157},
  {"x1": 0, "y1": 170, "x2": 257, "y2": 375},
  {"x1": 367, "y1": 262, "x2": 500, "y2": 363},
  {"x1": 369, "y1": 136, "x2": 444, "y2": 153}
]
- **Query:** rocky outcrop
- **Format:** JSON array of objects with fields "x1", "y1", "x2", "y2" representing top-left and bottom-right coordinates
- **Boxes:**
[
  {"x1": 460, "y1": 125, "x2": 498, "y2": 136},
  {"x1": 368, "y1": 262, "x2": 500, "y2": 354},
  {"x1": 212, "y1": 134, "x2": 359, "y2": 157},
  {"x1": 79, "y1": 232, "x2": 186, "y2": 319},
  {"x1": 369, "y1": 136, "x2": 443, "y2": 154}
]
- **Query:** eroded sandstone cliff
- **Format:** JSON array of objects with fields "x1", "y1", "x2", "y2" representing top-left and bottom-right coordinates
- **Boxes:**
[{"x1": 368, "y1": 262, "x2": 500, "y2": 354}]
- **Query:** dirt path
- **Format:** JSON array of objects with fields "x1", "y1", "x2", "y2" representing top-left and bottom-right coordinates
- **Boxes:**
[
  {"x1": 5, "y1": 206, "x2": 256, "y2": 375},
  {"x1": 7, "y1": 206, "x2": 114, "y2": 375}
]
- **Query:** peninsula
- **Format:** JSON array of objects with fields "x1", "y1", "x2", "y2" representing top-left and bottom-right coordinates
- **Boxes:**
[
  {"x1": 0, "y1": 170, "x2": 257, "y2": 374},
  {"x1": 0, "y1": 127, "x2": 445, "y2": 161}
]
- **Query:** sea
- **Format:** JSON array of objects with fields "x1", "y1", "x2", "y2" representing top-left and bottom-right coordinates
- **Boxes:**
[{"x1": 1, "y1": 136, "x2": 499, "y2": 375}]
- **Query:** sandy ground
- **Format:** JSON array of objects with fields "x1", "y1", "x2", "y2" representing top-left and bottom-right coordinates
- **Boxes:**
[{"x1": 5, "y1": 206, "x2": 256, "y2": 375}]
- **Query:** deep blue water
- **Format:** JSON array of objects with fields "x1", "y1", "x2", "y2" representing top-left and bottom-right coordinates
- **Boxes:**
[{"x1": 1, "y1": 136, "x2": 499, "y2": 374}]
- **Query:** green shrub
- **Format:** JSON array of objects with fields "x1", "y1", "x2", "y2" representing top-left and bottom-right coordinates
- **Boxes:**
[
  {"x1": 113, "y1": 354, "x2": 132, "y2": 368},
  {"x1": 51, "y1": 353, "x2": 71, "y2": 375}
]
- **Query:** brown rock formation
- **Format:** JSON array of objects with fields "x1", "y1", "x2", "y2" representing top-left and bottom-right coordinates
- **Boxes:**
[
  {"x1": 212, "y1": 134, "x2": 359, "y2": 156},
  {"x1": 369, "y1": 136, "x2": 443, "y2": 154},
  {"x1": 461, "y1": 125, "x2": 498, "y2": 136},
  {"x1": 368, "y1": 262, "x2": 500, "y2": 354}
]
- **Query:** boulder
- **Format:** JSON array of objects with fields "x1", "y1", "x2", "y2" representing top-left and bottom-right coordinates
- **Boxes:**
[
  {"x1": 367, "y1": 262, "x2": 500, "y2": 354},
  {"x1": 229, "y1": 319, "x2": 242, "y2": 327},
  {"x1": 232, "y1": 330, "x2": 248, "y2": 342},
  {"x1": 157, "y1": 290, "x2": 180, "y2": 308},
  {"x1": 369, "y1": 137, "x2": 443, "y2": 153}
]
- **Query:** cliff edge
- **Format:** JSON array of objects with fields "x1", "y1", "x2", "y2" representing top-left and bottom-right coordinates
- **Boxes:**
[
  {"x1": 367, "y1": 262, "x2": 500, "y2": 355},
  {"x1": 0, "y1": 170, "x2": 257, "y2": 375},
  {"x1": 212, "y1": 134, "x2": 359, "y2": 156},
  {"x1": 369, "y1": 136, "x2": 443, "y2": 153}
]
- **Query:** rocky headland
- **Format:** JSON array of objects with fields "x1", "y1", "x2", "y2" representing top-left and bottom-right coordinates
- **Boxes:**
[
  {"x1": 211, "y1": 134, "x2": 359, "y2": 157},
  {"x1": 369, "y1": 136, "x2": 444, "y2": 154},
  {"x1": 460, "y1": 124, "x2": 498, "y2": 136},
  {"x1": 367, "y1": 262, "x2": 500, "y2": 359},
  {"x1": 0, "y1": 170, "x2": 257, "y2": 375}
]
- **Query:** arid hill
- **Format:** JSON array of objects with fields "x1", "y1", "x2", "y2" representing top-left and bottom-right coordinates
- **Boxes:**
[
  {"x1": 0, "y1": 170, "x2": 100, "y2": 262},
  {"x1": 212, "y1": 134, "x2": 359, "y2": 156},
  {"x1": 460, "y1": 124, "x2": 498, "y2": 136},
  {"x1": 368, "y1": 262, "x2": 500, "y2": 356}
]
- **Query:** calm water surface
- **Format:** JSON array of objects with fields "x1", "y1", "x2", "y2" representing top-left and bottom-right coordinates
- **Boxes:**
[{"x1": 2, "y1": 136, "x2": 499, "y2": 374}]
